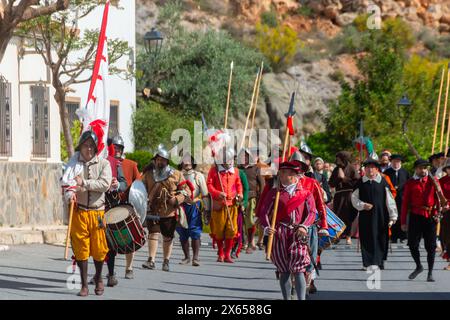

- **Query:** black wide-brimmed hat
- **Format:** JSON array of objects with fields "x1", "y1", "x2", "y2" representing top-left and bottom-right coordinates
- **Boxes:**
[
  {"x1": 363, "y1": 158, "x2": 381, "y2": 169},
  {"x1": 414, "y1": 159, "x2": 430, "y2": 168},
  {"x1": 389, "y1": 154, "x2": 404, "y2": 162}
]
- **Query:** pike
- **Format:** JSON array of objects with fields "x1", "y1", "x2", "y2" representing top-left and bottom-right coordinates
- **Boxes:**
[
  {"x1": 439, "y1": 65, "x2": 450, "y2": 152},
  {"x1": 224, "y1": 61, "x2": 234, "y2": 129},
  {"x1": 266, "y1": 90, "x2": 297, "y2": 260},
  {"x1": 240, "y1": 67, "x2": 260, "y2": 150},
  {"x1": 248, "y1": 61, "x2": 264, "y2": 149},
  {"x1": 432, "y1": 66, "x2": 445, "y2": 155}
]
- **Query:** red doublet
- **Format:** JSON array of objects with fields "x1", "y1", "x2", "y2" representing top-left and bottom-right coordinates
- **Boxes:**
[
  {"x1": 401, "y1": 176, "x2": 437, "y2": 226},
  {"x1": 207, "y1": 166, "x2": 243, "y2": 206},
  {"x1": 298, "y1": 176, "x2": 328, "y2": 229}
]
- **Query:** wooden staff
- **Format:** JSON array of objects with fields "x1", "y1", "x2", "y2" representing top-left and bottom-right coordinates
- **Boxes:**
[
  {"x1": 432, "y1": 67, "x2": 445, "y2": 155},
  {"x1": 64, "y1": 200, "x2": 75, "y2": 260},
  {"x1": 239, "y1": 68, "x2": 260, "y2": 150},
  {"x1": 248, "y1": 62, "x2": 264, "y2": 149},
  {"x1": 266, "y1": 92, "x2": 296, "y2": 261},
  {"x1": 439, "y1": 65, "x2": 450, "y2": 152},
  {"x1": 224, "y1": 61, "x2": 234, "y2": 129}
]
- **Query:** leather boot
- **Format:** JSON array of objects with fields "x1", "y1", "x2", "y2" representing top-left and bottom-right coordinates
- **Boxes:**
[
  {"x1": 76, "y1": 260, "x2": 89, "y2": 297},
  {"x1": 224, "y1": 238, "x2": 234, "y2": 263},
  {"x1": 93, "y1": 260, "x2": 105, "y2": 296},
  {"x1": 217, "y1": 240, "x2": 224, "y2": 262}
]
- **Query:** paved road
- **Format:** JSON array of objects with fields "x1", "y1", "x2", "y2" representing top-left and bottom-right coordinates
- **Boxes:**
[{"x1": 0, "y1": 236, "x2": 449, "y2": 300}]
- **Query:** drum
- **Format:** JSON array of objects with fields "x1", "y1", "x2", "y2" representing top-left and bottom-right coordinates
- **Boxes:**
[
  {"x1": 318, "y1": 207, "x2": 346, "y2": 250},
  {"x1": 104, "y1": 204, "x2": 146, "y2": 254}
]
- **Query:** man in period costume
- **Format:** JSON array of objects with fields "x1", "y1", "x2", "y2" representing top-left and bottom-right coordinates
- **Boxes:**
[
  {"x1": 62, "y1": 131, "x2": 112, "y2": 297},
  {"x1": 177, "y1": 153, "x2": 211, "y2": 266},
  {"x1": 379, "y1": 152, "x2": 391, "y2": 173},
  {"x1": 429, "y1": 152, "x2": 445, "y2": 178},
  {"x1": 351, "y1": 159, "x2": 398, "y2": 270},
  {"x1": 401, "y1": 159, "x2": 439, "y2": 282},
  {"x1": 384, "y1": 154, "x2": 409, "y2": 243},
  {"x1": 231, "y1": 164, "x2": 249, "y2": 259},
  {"x1": 207, "y1": 148, "x2": 243, "y2": 263},
  {"x1": 99, "y1": 135, "x2": 141, "y2": 285},
  {"x1": 329, "y1": 151, "x2": 361, "y2": 245},
  {"x1": 256, "y1": 160, "x2": 317, "y2": 300},
  {"x1": 237, "y1": 148, "x2": 265, "y2": 254},
  {"x1": 113, "y1": 135, "x2": 141, "y2": 279},
  {"x1": 102, "y1": 137, "x2": 128, "y2": 287},
  {"x1": 439, "y1": 158, "x2": 450, "y2": 271},
  {"x1": 290, "y1": 147, "x2": 329, "y2": 294},
  {"x1": 141, "y1": 145, "x2": 191, "y2": 272}
]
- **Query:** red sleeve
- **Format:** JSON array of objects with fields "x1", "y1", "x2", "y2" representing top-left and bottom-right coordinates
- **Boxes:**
[
  {"x1": 312, "y1": 180, "x2": 328, "y2": 229},
  {"x1": 401, "y1": 181, "x2": 410, "y2": 225},
  {"x1": 207, "y1": 168, "x2": 222, "y2": 199},
  {"x1": 235, "y1": 171, "x2": 243, "y2": 197},
  {"x1": 302, "y1": 195, "x2": 317, "y2": 227}
]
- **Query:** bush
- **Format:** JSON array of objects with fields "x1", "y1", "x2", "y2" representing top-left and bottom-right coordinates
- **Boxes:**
[
  {"x1": 255, "y1": 22, "x2": 300, "y2": 73},
  {"x1": 132, "y1": 99, "x2": 195, "y2": 151},
  {"x1": 124, "y1": 150, "x2": 153, "y2": 172}
]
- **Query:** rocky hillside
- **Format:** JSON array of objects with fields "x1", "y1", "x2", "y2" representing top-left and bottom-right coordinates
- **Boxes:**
[{"x1": 136, "y1": 0, "x2": 450, "y2": 139}]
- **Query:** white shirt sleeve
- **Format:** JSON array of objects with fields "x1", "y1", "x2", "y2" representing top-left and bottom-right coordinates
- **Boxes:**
[
  {"x1": 351, "y1": 189, "x2": 366, "y2": 211},
  {"x1": 385, "y1": 187, "x2": 398, "y2": 221}
]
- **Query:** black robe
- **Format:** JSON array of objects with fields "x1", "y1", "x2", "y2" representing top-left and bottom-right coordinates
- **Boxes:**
[
  {"x1": 356, "y1": 177, "x2": 390, "y2": 267},
  {"x1": 384, "y1": 167, "x2": 410, "y2": 241}
]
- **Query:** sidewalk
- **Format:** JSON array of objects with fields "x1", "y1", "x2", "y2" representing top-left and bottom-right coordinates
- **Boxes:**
[{"x1": 0, "y1": 225, "x2": 68, "y2": 247}]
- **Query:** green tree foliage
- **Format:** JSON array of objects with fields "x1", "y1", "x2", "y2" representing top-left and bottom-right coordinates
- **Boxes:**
[
  {"x1": 307, "y1": 18, "x2": 443, "y2": 167},
  {"x1": 60, "y1": 120, "x2": 82, "y2": 163},
  {"x1": 124, "y1": 150, "x2": 153, "y2": 172},
  {"x1": 137, "y1": 28, "x2": 267, "y2": 126},
  {"x1": 132, "y1": 99, "x2": 196, "y2": 151}
]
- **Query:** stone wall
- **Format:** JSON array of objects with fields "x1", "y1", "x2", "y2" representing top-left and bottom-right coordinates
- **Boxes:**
[{"x1": 0, "y1": 162, "x2": 66, "y2": 227}]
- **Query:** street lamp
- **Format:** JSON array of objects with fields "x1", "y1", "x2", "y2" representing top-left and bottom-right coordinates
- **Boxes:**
[
  {"x1": 144, "y1": 27, "x2": 164, "y2": 59},
  {"x1": 397, "y1": 94, "x2": 412, "y2": 132},
  {"x1": 142, "y1": 28, "x2": 164, "y2": 99}
]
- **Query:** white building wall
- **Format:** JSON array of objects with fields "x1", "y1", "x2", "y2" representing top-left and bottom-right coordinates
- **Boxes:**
[{"x1": 69, "y1": 1, "x2": 136, "y2": 153}]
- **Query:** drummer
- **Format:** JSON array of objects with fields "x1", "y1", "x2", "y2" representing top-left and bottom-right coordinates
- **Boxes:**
[
  {"x1": 62, "y1": 130, "x2": 112, "y2": 297},
  {"x1": 101, "y1": 135, "x2": 141, "y2": 286}
]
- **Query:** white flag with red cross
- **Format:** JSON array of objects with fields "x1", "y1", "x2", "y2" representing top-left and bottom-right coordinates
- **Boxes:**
[{"x1": 76, "y1": 0, "x2": 111, "y2": 159}]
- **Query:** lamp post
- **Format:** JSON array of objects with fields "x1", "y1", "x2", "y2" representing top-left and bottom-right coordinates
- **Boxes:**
[
  {"x1": 397, "y1": 94, "x2": 420, "y2": 158},
  {"x1": 143, "y1": 28, "x2": 164, "y2": 98}
]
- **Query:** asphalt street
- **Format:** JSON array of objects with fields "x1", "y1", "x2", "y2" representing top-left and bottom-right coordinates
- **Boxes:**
[{"x1": 0, "y1": 236, "x2": 449, "y2": 300}]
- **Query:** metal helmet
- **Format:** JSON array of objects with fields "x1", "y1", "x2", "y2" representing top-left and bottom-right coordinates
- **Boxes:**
[
  {"x1": 153, "y1": 144, "x2": 170, "y2": 160},
  {"x1": 75, "y1": 130, "x2": 98, "y2": 153},
  {"x1": 111, "y1": 135, "x2": 125, "y2": 148},
  {"x1": 299, "y1": 141, "x2": 313, "y2": 157},
  {"x1": 289, "y1": 151, "x2": 308, "y2": 171}
]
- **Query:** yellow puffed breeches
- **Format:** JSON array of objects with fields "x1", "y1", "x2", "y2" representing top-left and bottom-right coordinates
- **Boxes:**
[
  {"x1": 70, "y1": 208, "x2": 109, "y2": 261},
  {"x1": 210, "y1": 205, "x2": 238, "y2": 240}
]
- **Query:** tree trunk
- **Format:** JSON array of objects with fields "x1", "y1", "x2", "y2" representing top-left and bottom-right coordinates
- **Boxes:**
[
  {"x1": 0, "y1": 29, "x2": 14, "y2": 64},
  {"x1": 54, "y1": 82, "x2": 75, "y2": 159}
]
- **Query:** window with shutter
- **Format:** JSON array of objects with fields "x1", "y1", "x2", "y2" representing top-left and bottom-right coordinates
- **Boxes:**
[
  {"x1": 0, "y1": 78, "x2": 12, "y2": 157},
  {"x1": 31, "y1": 85, "x2": 50, "y2": 158},
  {"x1": 109, "y1": 103, "x2": 119, "y2": 137},
  {"x1": 65, "y1": 102, "x2": 80, "y2": 129}
]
